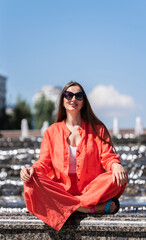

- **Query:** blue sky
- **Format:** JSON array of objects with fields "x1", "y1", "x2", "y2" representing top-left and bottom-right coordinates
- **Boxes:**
[{"x1": 0, "y1": 0, "x2": 146, "y2": 129}]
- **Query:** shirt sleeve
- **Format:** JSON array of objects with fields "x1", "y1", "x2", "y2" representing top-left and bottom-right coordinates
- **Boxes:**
[
  {"x1": 100, "y1": 126, "x2": 121, "y2": 172},
  {"x1": 32, "y1": 130, "x2": 53, "y2": 175}
]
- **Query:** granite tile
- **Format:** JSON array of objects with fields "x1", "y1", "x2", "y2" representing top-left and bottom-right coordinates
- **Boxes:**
[{"x1": 0, "y1": 212, "x2": 145, "y2": 239}]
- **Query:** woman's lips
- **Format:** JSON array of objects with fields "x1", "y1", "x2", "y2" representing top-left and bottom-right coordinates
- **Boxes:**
[{"x1": 70, "y1": 103, "x2": 78, "y2": 107}]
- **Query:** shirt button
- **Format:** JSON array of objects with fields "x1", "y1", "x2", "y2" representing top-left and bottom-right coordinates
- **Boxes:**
[
  {"x1": 78, "y1": 179, "x2": 80, "y2": 181},
  {"x1": 77, "y1": 150, "x2": 80, "y2": 153},
  {"x1": 77, "y1": 164, "x2": 79, "y2": 167}
]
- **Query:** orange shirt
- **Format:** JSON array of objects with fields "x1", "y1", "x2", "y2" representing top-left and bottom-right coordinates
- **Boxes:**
[{"x1": 33, "y1": 119, "x2": 121, "y2": 191}]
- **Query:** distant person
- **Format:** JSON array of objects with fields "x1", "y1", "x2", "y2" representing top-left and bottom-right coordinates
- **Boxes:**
[{"x1": 20, "y1": 81, "x2": 128, "y2": 231}]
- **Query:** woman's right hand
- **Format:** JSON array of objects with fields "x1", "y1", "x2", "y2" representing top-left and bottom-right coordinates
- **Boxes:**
[{"x1": 20, "y1": 167, "x2": 34, "y2": 182}]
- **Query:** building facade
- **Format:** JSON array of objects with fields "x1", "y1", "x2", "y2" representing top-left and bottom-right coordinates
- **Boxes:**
[
  {"x1": 33, "y1": 86, "x2": 61, "y2": 104},
  {"x1": 32, "y1": 85, "x2": 62, "y2": 115},
  {"x1": 0, "y1": 74, "x2": 7, "y2": 116}
]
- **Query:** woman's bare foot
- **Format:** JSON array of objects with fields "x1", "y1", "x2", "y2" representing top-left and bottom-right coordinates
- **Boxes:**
[{"x1": 76, "y1": 200, "x2": 116, "y2": 214}]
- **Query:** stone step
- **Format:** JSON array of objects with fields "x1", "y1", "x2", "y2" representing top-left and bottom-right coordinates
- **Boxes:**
[
  {"x1": 0, "y1": 196, "x2": 25, "y2": 208},
  {"x1": 0, "y1": 212, "x2": 145, "y2": 239}
]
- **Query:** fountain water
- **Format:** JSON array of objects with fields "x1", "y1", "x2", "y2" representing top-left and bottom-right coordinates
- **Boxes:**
[
  {"x1": 113, "y1": 117, "x2": 119, "y2": 137},
  {"x1": 41, "y1": 121, "x2": 49, "y2": 136},
  {"x1": 0, "y1": 137, "x2": 41, "y2": 209},
  {"x1": 21, "y1": 119, "x2": 29, "y2": 138},
  {"x1": 0, "y1": 134, "x2": 145, "y2": 212},
  {"x1": 135, "y1": 117, "x2": 143, "y2": 136}
]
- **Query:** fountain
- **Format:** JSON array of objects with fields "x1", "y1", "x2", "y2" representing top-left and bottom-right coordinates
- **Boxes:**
[
  {"x1": 0, "y1": 134, "x2": 145, "y2": 212},
  {"x1": 0, "y1": 133, "x2": 145, "y2": 239},
  {"x1": 21, "y1": 119, "x2": 29, "y2": 138},
  {"x1": 113, "y1": 117, "x2": 119, "y2": 137},
  {"x1": 41, "y1": 121, "x2": 49, "y2": 136},
  {"x1": 135, "y1": 117, "x2": 143, "y2": 136}
]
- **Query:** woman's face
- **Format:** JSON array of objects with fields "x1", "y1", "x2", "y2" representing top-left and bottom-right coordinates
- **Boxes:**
[{"x1": 63, "y1": 85, "x2": 84, "y2": 113}]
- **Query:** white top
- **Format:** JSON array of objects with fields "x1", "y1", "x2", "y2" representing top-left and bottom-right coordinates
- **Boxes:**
[{"x1": 68, "y1": 145, "x2": 77, "y2": 173}]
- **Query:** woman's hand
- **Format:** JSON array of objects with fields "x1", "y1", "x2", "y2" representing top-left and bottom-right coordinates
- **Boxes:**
[
  {"x1": 112, "y1": 163, "x2": 128, "y2": 187},
  {"x1": 20, "y1": 167, "x2": 34, "y2": 182}
]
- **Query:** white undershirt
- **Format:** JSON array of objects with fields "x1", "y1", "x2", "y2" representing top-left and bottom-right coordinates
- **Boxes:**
[{"x1": 68, "y1": 145, "x2": 77, "y2": 173}]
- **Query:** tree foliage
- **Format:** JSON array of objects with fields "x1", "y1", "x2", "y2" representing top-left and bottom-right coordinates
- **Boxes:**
[
  {"x1": 12, "y1": 96, "x2": 32, "y2": 129},
  {"x1": 0, "y1": 107, "x2": 9, "y2": 130},
  {"x1": 0, "y1": 97, "x2": 31, "y2": 130},
  {"x1": 33, "y1": 95, "x2": 55, "y2": 129}
]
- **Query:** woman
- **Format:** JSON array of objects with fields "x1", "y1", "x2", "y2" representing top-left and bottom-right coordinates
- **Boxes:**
[{"x1": 20, "y1": 81, "x2": 128, "y2": 231}]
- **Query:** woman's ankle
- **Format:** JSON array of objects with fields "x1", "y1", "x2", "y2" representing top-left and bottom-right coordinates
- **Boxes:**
[{"x1": 76, "y1": 206, "x2": 90, "y2": 213}]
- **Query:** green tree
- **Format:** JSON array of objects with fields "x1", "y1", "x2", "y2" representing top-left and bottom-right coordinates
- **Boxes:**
[
  {"x1": 12, "y1": 96, "x2": 32, "y2": 129},
  {"x1": 0, "y1": 107, "x2": 9, "y2": 130},
  {"x1": 33, "y1": 95, "x2": 55, "y2": 129}
]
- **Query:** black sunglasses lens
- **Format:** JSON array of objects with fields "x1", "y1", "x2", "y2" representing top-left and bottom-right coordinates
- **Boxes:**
[
  {"x1": 75, "y1": 92, "x2": 85, "y2": 100},
  {"x1": 64, "y1": 92, "x2": 73, "y2": 100}
]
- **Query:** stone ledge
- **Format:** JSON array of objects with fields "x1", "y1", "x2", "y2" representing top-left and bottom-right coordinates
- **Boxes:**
[{"x1": 0, "y1": 212, "x2": 145, "y2": 240}]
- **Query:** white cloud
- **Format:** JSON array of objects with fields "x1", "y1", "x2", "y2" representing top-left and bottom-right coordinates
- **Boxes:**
[{"x1": 88, "y1": 85, "x2": 139, "y2": 117}]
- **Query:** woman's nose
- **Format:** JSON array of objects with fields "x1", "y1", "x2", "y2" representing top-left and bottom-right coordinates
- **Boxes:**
[{"x1": 71, "y1": 95, "x2": 76, "y2": 100}]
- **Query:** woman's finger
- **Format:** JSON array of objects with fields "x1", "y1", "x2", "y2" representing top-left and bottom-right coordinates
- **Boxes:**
[
  {"x1": 20, "y1": 168, "x2": 32, "y2": 182},
  {"x1": 112, "y1": 163, "x2": 128, "y2": 187},
  {"x1": 29, "y1": 167, "x2": 34, "y2": 176},
  {"x1": 20, "y1": 171, "x2": 29, "y2": 180},
  {"x1": 115, "y1": 172, "x2": 125, "y2": 186},
  {"x1": 122, "y1": 173, "x2": 128, "y2": 185},
  {"x1": 20, "y1": 172, "x2": 31, "y2": 182},
  {"x1": 112, "y1": 173, "x2": 116, "y2": 184},
  {"x1": 119, "y1": 172, "x2": 127, "y2": 186},
  {"x1": 20, "y1": 173, "x2": 29, "y2": 182},
  {"x1": 21, "y1": 176, "x2": 30, "y2": 182},
  {"x1": 114, "y1": 172, "x2": 120, "y2": 186}
]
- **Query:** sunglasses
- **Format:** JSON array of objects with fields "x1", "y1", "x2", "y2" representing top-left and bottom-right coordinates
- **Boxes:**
[{"x1": 63, "y1": 91, "x2": 85, "y2": 101}]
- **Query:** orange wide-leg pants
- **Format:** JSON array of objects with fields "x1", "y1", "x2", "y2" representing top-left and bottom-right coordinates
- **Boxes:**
[{"x1": 23, "y1": 171, "x2": 128, "y2": 231}]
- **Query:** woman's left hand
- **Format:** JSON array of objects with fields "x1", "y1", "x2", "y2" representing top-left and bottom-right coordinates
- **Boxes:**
[{"x1": 112, "y1": 163, "x2": 128, "y2": 187}]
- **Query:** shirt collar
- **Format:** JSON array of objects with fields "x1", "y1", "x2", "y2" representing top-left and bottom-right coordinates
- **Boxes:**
[{"x1": 61, "y1": 118, "x2": 86, "y2": 136}]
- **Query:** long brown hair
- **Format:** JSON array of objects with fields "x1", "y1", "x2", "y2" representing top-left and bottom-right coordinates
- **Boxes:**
[{"x1": 57, "y1": 81, "x2": 114, "y2": 147}]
